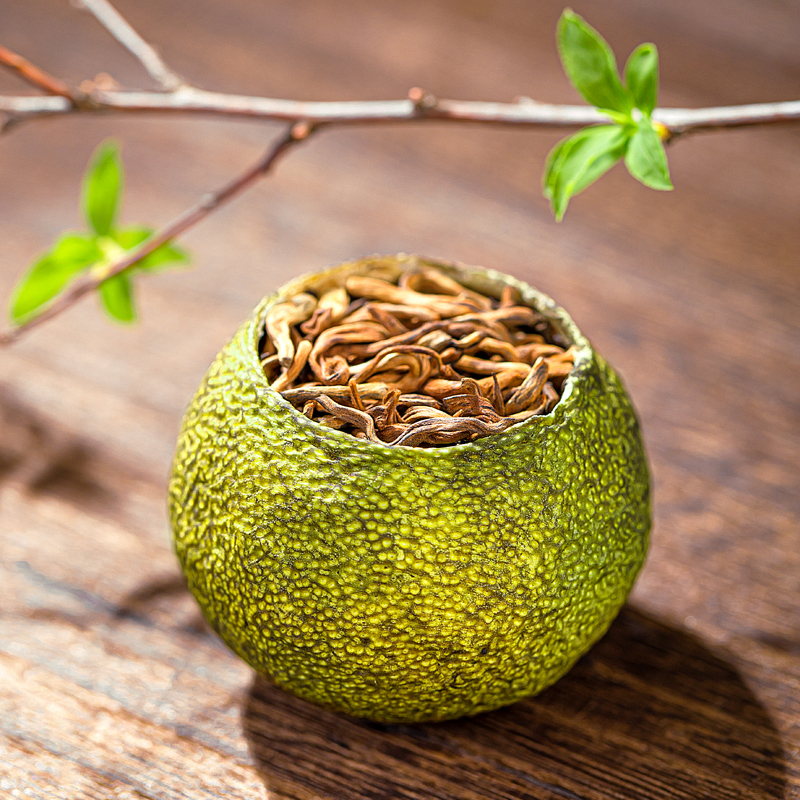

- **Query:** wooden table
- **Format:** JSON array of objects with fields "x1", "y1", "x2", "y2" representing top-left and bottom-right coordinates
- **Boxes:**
[{"x1": 1, "y1": 0, "x2": 798, "y2": 797}]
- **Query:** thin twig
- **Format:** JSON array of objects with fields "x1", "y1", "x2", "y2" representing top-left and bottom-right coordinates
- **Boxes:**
[
  {"x1": 76, "y1": 0, "x2": 183, "y2": 91},
  {"x1": 2, "y1": 86, "x2": 799, "y2": 132},
  {"x1": 0, "y1": 44, "x2": 74, "y2": 98},
  {"x1": 0, "y1": 122, "x2": 317, "y2": 344},
  {"x1": 655, "y1": 100, "x2": 800, "y2": 136}
]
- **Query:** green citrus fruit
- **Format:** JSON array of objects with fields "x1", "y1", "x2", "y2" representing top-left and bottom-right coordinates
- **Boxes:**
[{"x1": 169, "y1": 255, "x2": 650, "y2": 723}]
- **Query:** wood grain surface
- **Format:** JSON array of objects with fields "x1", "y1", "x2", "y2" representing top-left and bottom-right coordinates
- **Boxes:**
[{"x1": 1, "y1": 0, "x2": 798, "y2": 798}]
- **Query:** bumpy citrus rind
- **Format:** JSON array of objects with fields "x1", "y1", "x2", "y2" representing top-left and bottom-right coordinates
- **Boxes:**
[{"x1": 169, "y1": 255, "x2": 650, "y2": 723}]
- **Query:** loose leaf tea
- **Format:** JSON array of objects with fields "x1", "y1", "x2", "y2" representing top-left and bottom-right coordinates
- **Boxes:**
[{"x1": 260, "y1": 266, "x2": 575, "y2": 447}]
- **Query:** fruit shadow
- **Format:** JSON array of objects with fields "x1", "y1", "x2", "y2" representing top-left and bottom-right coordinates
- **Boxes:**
[{"x1": 242, "y1": 606, "x2": 786, "y2": 800}]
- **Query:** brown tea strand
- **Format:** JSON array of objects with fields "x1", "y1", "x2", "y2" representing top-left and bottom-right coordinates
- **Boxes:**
[
  {"x1": 300, "y1": 286, "x2": 350, "y2": 337},
  {"x1": 499, "y1": 284, "x2": 521, "y2": 308},
  {"x1": 348, "y1": 379, "x2": 367, "y2": 412},
  {"x1": 261, "y1": 266, "x2": 574, "y2": 447},
  {"x1": 398, "y1": 267, "x2": 493, "y2": 309},
  {"x1": 265, "y1": 292, "x2": 317, "y2": 367},
  {"x1": 314, "y1": 395, "x2": 381, "y2": 442},
  {"x1": 365, "y1": 304, "x2": 411, "y2": 336},
  {"x1": 345, "y1": 276, "x2": 479, "y2": 318},
  {"x1": 271, "y1": 339, "x2": 313, "y2": 392},
  {"x1": 490, "y1": 373, "x2": 505, "y2": 416},
  {"x1": 281, "y1": 382, "x2": 392, "y2": 403},
  {"x1": 505, "y1": 357, "x2": 548, "y2": 415}
]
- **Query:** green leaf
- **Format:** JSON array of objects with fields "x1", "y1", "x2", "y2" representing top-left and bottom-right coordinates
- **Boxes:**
[
  {"x1": 625, "y1": 43, "x2": 659, "y2": 116},
  {"x1": 113, "y1": 227, "x2": 151, "y2": 250},
  {"x1": 9, "y1": 234, "x2": 102, "y2": 323},
  {"x1": 82, "y1": 139, "x2": 123, "y2": 236},
  {"x1": 99, "y1": 272, "x2": 136, "y2": 323},
  {"x1": 113, "y1": 226, "x2": 190, "y2": 272},
  {"x1": 557, "y1": 9, "x2": 633, "y2": 114},
  {"x1": 543, "y1": 124, "x2": 630, "y2": 220},
  {"x1": 625, "y1": 119, "x2": 673, "y2": 190}
]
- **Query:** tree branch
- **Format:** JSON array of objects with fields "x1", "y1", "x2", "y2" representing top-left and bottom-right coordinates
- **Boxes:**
[
  {"x1": 1, "y1": 82, "x2": 798, "y2": 132},
  {"x1": 0, "y1": 122, "x2": 317, "y2": 345},
  {"x1": 655, "y1": 100, "x2": 800, "y2": 135},
  {"x1": 0, "y1": 44, "x2": 75, "y2": 98},
  {"x1": 76, "y1": 0, "x2": 183, "y2": 91}
]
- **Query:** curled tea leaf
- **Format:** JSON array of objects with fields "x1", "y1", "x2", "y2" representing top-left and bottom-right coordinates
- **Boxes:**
[
  {"x1": 266, "y1": 293, "x2": 317, "y2": 367},
  {"x1": 263, "y1": 266, "x2": 575, "y2": 447}
]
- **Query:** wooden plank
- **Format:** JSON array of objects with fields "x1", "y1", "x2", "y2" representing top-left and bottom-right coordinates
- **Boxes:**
[
  {"x1": 0, "y1": 0, "x2": 798, "y2": 797},
  {"x1": 0, "y1": 653, "x2": 267, "y2": 800}
]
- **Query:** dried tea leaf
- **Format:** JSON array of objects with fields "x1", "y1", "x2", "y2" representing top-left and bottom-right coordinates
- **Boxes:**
[
  {"x1": 452, "y1": 330, "x2": 488, "y2": 351},
  {"x1": 346, "y1": 276, "x2": 477, "y2": 318},
  {"x1": 478, "y1": 370, "x2": 526, "y2": 395},
  {"x1": 456, "y1": 355, "x2": 530, "y2": 377},
  {"x1": 361, "y1": 320, "x2": 450, "y2": 356},
  {"x1": 402, "y1": 406, "x2": 453, "y2": 423},
  {"x1": 301, "y1": 286, "x2": 351, "y2": 337},
  {"x1": 316, "y1": 354, "x2": 350, "y2": 385},
  {"x1": 271, "y1": 339, "x2": 313, "y2": 392},
  {"x1": 442, "y1": 392, "x2": 504, "y2": 421},
  {"x1": 422, "y1": 378, "x2": 470, "y2": 400},
  {"x1": 365, "y1": 304, "x2": 409, "y2": 336},
  {"x1": 397, "y1": 394, "x2": 443, "y2": 409},
  {"x1": 348, "y1": 379, "x2": 367, "y2": 412},
  {"x1": 368, "y1": 389, "x2": 402, "y2": 429},
  {"x1": 314, "y1": 395, "x2": 381, "y2": 442},
  {"x1": 499, "y1": 285, "x2": 521, "y2": 307},
  {"x1": 361, "y1": 302, "x2": 441, "y2": 325},
  {"x1": 490, "y1": 373, "x2": 505, "y2": 416},
  {"x1": 317, "y1": 414, "x2": 349, "y2": 429},
  {"x1": 266, "y1": 293, "x2": 317, "y2": 367},
  {"x1": 517, "y1": 342, "x2": 567, "y2": 363},
  {"x1": 543, "y1": 360, "x2": 575, "y2": 379},
  {"x1": 354, "y1": 346, "x2": 442, "y2": 393},
  {"x1": 390, "y1": 416, "x2": 512, "y2": 447},
  {"x1": 471, "y1": 337, "x2": 519, "y2": 362},
  {"x1": 416, "y1": 330, "x2": 456, "y2": 352},
  {"x1": 263, "y1": 265, "x2": 574, "y2": 448},
  {"x1": 399, "y1": 267, "x2": 492, "y2": 308},
  {"x1": 309, "y1": 321, "x2": 389, "y2": 379},
  {"x1": 505, "y1": 357, "x2": 549, "y2": 415},
  {"x1": 261, "y1": 353, "x2": 281, "y2": 382},
  {"x1": 543, "y1": 382, "x2": 560, "y2": 411},
  {"x1": 282, "y1": 382, "x2": 391, "y2": 404}
]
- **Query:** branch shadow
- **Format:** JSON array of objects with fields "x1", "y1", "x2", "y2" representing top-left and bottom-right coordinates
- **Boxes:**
[
  {"x1": 0, "y1": 387, "x2": 118, "y2": 512},
  {"x1": 242, "y1": 606, "x2": 786, "y2": 800},
  {"x1": 111, "y1": 573, "x2": 215, "y2": 638}
]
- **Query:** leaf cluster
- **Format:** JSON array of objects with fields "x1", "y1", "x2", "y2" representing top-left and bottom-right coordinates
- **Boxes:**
[
  {"x1": 9, "y1": 141, "x2": 188, "y2": 325},
  {"x1": 543, "y1": 9, "x2": 673, "y2": 220}
]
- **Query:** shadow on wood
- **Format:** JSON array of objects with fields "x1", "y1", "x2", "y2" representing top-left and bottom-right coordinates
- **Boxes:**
[
  {"x1": 110, "y1": 572, "x2": 215, "y2": 638},
  {"x1": 0, "y1": 387, "x2": 119, "y2": 512},
  {"x1": 242, "y1": 607, "x2": 785, "y2": 800}
]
